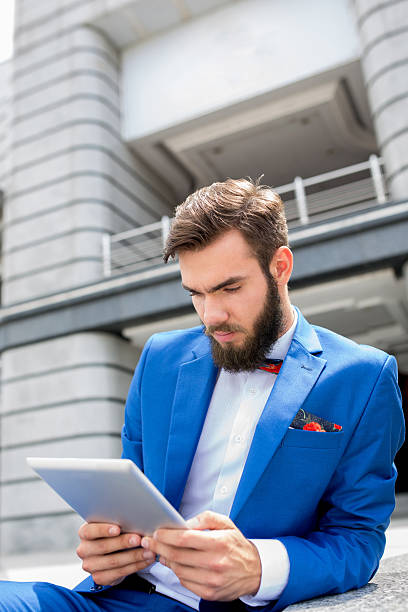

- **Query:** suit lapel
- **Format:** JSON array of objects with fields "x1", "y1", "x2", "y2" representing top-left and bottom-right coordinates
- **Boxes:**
[
  {"x1": 163, "y1": 337, "x2": 218, "y2": 509},
  {"x1": 230, "y1": 311, "x2": 327, "y2": 520}
]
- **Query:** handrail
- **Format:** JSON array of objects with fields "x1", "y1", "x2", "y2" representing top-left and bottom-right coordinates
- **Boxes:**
[{"x1": 102, "y1": 155, "x2": 388, "y2": 277}]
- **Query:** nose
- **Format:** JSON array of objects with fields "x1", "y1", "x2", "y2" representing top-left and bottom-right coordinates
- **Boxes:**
[{"x1": 202, "y1": 296, "x2": 229, "y2": 328}]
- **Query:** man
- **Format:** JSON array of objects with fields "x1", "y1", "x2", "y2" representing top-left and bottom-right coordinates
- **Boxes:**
[{"x1": 1, "y1": 178, "x2": 404, "y2": 611}]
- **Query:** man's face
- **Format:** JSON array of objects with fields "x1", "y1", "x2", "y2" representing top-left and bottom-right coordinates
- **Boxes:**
[{"x1": 179, "y1": 230, "x2": 283, "y2": 372}]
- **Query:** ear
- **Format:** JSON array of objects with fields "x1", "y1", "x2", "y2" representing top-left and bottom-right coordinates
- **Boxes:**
[{"x1": 269, "y1": 246, "x2": 293, "y2": 286}]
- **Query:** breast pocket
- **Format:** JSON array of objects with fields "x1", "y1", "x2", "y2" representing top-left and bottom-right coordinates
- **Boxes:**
[
  {"x1": 281, "y1": 428, "x2": 344, "y2": 449},
  {"x1": 240, "y1": 429, "x2": 345, "y2": 536}
]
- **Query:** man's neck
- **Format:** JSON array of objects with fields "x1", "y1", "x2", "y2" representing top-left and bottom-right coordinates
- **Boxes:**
[{"x1": 278, "y1": 302, "x2": 295, "y2": 339}]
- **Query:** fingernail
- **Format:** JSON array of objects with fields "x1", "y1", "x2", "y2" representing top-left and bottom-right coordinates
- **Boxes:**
[
  {"x1": 143, "y1": 550, "x2": 154, "y2": 560},
  {"x1": 129, "y1": 536, "x2": 138, "y2": 546},
  {"x1": 109, "y1": 526, "x2": 119, "y2": 536},
  {"x1": 186, "y1": 517, "x2": 200, "y2": 528},
  {"x1": 141, "y1": 537, "x2": 149, "y2": 549}
]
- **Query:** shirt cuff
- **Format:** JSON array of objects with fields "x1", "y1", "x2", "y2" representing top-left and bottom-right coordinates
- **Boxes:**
[{"x1": 240, "y1": 539, "x2": 290, "y2": 607}]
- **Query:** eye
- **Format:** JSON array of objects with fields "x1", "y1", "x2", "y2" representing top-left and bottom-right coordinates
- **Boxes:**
[{"x1": 224, "y1": 286, "x2": 240, "y2": 293}]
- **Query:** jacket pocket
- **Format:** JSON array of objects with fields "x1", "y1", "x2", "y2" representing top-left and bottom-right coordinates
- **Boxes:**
[{"x1": 281, "y1": 428, "x2": 344, "y2": 449}]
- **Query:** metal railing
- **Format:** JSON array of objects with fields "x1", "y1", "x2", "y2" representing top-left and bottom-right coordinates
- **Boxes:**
[
  {"x1": 102, "y1": 155, "x2": 388, "y2": 277},
  {"x1": 275, "y1": 154, "x2": 387, "y2": 226},
  {"x1": 102, "y1": 216, "x2": 171, "y2": 277}
]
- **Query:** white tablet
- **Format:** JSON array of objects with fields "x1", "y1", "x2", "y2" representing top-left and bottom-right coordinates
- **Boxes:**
[{"x1": 27, "y1": 457, "x2": 186, "y2": 535}]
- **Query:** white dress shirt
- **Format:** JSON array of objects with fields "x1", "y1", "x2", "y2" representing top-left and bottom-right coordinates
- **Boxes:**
[{"x1": 139, "y1": 311, "x2": 297, "y2": 608}]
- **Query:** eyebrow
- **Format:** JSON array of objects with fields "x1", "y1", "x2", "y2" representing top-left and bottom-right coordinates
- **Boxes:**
[{"x1": 182, "y1": 276, "x2": 246, "y2": 294}]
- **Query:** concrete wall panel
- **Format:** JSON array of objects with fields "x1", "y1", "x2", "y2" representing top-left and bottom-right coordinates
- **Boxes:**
[
  {"x1": 4, "y1": 14, "x2": 172, "y2": 304},
  {"x1": 122, "y1": 0, "x2": 360, "y2": 141},
  {"x1": 2, "y1": 436, "x2": 124, "y2": 484},
  {"x1": 2, "y1": 401, "x2": 125, "y2": 448},
  {"x1": 0, "y1": 330, "x2": 137, "y2": 556},
  {"x1": 1, "y1": 514, "x2": 82, "y2": 557}
]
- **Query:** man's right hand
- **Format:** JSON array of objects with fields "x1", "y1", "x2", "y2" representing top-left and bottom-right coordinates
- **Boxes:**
[{"x1": 76, "y1": 522, "x2": 155, "y2": 586}]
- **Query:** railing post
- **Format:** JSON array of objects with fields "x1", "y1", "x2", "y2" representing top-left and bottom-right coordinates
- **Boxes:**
[
  {"x1": 102, "y1": 233, "x2": 111, "y2": 277},
  {"x1": 161, "y1": 215, "x2": 170, "y2": 248},
  {"x1": 294, "y1": 176, "x2": 309, "y2": 225},
  {"x1": 369, "y1": 154, "x2": 387, "y2": 204}
]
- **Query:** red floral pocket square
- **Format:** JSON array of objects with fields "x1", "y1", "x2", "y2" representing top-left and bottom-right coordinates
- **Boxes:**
[{"x1": 290, "y1": 408, "x2": 342, "y2": 432}]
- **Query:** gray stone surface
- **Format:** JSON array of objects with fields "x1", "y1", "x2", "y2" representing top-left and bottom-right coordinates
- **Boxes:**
[{"x1": 287, "y1": 553, "x2": 408, "y2": 610}]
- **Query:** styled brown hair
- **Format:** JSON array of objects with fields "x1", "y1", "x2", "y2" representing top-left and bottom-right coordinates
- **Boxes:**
[{"x1": 163, "y1": 177, "x2": 288, "y2": 274}]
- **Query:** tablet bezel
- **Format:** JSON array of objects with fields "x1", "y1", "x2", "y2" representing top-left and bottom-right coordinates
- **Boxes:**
[{"x1": 27, "y1": 457, "x2": 186, "y2": 535}]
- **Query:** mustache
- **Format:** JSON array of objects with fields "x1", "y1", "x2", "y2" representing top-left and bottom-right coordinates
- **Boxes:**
[{"x1": 205, "y1": 324, "x2": 246, "y2": 336}]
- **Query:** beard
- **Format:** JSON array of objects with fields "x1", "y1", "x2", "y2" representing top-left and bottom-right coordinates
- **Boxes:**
[{"x1": 205, "y1": 275, "x2": 283, "y2": 372}]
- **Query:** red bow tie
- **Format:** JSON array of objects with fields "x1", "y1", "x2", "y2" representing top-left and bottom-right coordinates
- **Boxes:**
[{"x1": 258, "y1": 359, "x2": 283, "y2": 374}]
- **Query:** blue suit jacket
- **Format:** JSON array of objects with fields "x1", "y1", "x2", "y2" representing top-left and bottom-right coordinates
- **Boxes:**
[{"x1": 75, "y1": 310, "x2": 404, "y2": 611}]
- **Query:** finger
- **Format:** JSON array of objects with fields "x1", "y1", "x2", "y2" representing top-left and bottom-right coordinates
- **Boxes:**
[
  {"x1": 187, "y1": 511, "x2": 235, "y2": 531},
  {"x1": 91, "y1": 559, "x2": 155, "y2": 587},
  {"x1": 149, "y1": 512, "x2": 235, "y2": 548},
  {"x1": 78, "y1": 523, "x2": 121, "y2": 540},
  {"x1": 156, "y1": 544, "x2": 217, "y2": 571},
  {"x1": 173, "y1": 576, "x2": 225, "y2": 602},
  {"x1": 77, "y1": 532, "x2": 142, "y2": 559},
  {"x1": 175, "y1": 566, "x2": 248, "y2": 603},
  {"x1": 82, "y1": 547, "x2": 153, "y2": 574},
  {"x1": 171, "y1": 563, "x2": 221, "y2": 588},
  {"x1": 144, "y1": 527, "x2": 227, "y2": 552}
]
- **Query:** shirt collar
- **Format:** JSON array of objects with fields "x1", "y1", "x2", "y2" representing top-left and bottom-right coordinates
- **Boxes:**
[{"x1": 265, "y1": 307, "x2": 298, "y2": 361}]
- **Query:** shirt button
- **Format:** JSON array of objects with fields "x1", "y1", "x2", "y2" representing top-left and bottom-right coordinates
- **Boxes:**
[
  {"x1": 220, "y1": 485, "x2": 228, "y2": 495},
  {"x1": 234, "y1": 434, "x2": 243, "y2": 444},
  {"x1": 249, "y1": 388, "x2": 257, "y2": 396}
]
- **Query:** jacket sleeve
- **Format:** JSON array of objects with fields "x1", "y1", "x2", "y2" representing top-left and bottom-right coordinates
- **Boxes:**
[
  {"x1": 74, "y1": 337, "x2": 155, "y2": 595},
  {"x1": 121, "y1": 335, "x2": 155, "y2": 469},
  {"x1": 269, "y1": 355, "x2": 405, "y2": 611}
]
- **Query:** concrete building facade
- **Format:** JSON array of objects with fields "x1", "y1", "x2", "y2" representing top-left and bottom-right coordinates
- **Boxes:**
[{"x1": 0, "y1": 0, "x2": 407, "y2": 581}]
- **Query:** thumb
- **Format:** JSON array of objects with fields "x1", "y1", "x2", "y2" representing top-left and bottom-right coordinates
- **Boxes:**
[{"x1": 186, "y1": 510, "x2": 235, "y2": 531}]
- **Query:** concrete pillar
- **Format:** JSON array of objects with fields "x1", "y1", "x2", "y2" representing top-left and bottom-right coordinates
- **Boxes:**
[
  {"x1": 3, "y1": 15, "x2": 172, "y2": 305},
  {"x1": 0, "y1": 0, "x2": 172, "y2": 562},
  {"x1": 0, "y1": 332, "x2": 139, "y2": 556},
  {"x1": 353, "y1": 0, "x2": 408, "y2": 199},
  {"x1": 0, "y1": 61, "x2": 12, "y2": 209}
]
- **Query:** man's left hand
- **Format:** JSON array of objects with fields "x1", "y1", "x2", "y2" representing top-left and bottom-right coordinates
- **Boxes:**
[{"x1": 141, "y1": 510, "x2": 261, "y2": 601}]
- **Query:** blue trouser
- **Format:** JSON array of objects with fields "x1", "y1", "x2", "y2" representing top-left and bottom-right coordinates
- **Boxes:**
[{"x1": 0, "y1": 578, "x2": 194, "y2": 612}]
